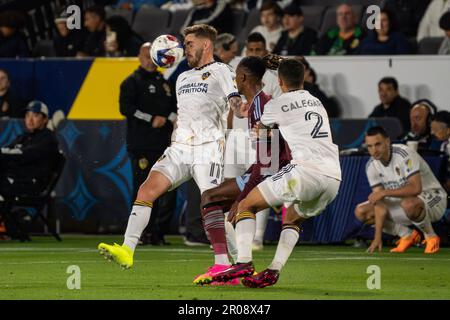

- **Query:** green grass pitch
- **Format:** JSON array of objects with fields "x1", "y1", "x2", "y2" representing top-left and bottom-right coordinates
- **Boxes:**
[{"x1": 0, "y1": 235, "x2": 449, "y2": 300}]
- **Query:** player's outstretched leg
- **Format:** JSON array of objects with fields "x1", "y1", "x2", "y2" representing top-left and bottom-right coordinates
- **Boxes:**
[
  {"x1": 242, "y1": 206, "x2": 304, "y2": 288},
  {"x1": 193, "y1": 179, "x2": 240, "y2": 285},
  {"x1": 98, "y1": 170, "x2": 171, "y2": 269},
  {"x1": 212, "y1": 187, "x2": 269, "y2": 283}
]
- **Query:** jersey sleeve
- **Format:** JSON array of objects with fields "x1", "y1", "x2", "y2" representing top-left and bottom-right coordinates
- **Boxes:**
[
  {"x1": 217, "y1": 64, "x2": 239, "y2": 100},
  {"x1": 404, "y1": 148, "x2": 421, "y2": 179},
  {"x1": 366, "y1": 161, "x2": 383, "y2": 189},
  {"x1": 260, "y1": 100, "x2": 278, "y2": 127}
]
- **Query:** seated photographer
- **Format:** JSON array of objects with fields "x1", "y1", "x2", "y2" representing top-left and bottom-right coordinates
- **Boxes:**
[{"x1": 0, "y1": 101, "x2": 60, "y2": 202}]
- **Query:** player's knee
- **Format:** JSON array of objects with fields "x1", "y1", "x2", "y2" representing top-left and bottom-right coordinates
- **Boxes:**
[
  {"x1": 200, "y1": 190, "x2": 213, "y2": 208},
  {"x1": 237, "y1": 198, "x2": 253, "y2": 214},
  {"x1": 284, "y1": 211, "x2": 301, "y2": 226},
  {"x1": 354, "y1": 204, "x2": 369, "y2": 222},
  {"x1": 401, "y1": 198, "x2": 424, "y2": 221},
  {"x1": 136, "y1": 183, "x2": 158, "y2": 202}
]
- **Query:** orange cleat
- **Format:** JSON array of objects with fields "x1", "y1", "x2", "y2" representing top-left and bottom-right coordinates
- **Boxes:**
[
  {"x1": 423, "y1": 236, "x2": 440, "y2": 254},
  {"x1": 390, "y1": 229, "x2": 421, "y2": 253}
]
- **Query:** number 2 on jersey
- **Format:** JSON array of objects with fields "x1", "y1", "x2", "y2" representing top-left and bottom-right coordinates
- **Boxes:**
[{"x1": 305, "y1": 111, "x2": 329, "y2": 139}]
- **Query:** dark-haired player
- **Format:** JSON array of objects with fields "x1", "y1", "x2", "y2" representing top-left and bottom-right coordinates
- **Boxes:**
[{"x1": 212, "y1": 59, "x2": 341, "y2": 288}]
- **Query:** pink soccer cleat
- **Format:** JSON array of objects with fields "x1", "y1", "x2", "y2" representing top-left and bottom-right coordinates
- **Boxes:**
[{"x1": 193, "y1": 264, "x2": 231, "y2": 286}]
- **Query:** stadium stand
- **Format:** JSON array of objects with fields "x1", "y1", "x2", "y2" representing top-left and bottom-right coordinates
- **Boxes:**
[
  {"x1": 132, "y1": 6, "x2": 171, "y2": 43},
  {"x1": 418, "y1": 36, "x2": 446, "y2": 54},
  {"x1": 104, "y1": 6, "x2": 133, "y2": 24},
  {"x1": 1, "y1": 0, "x2": 445, "y2": 57}
]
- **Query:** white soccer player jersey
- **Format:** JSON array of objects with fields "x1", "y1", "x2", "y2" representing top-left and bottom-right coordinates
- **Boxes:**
[
  {"x1": 174, "y1": 61, "x2": 239, "y2": 145},
  {"x1": 261, "y1": 89, "x2": 341, "y2": 181},
  {"x1": 366, "y1": 144, "x2": 444, "y2": 195}
]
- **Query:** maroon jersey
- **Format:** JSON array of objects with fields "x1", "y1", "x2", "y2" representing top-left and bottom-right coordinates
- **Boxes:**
[{"x1": 236, "y1": 91, "x2": 292, "y2": 202}]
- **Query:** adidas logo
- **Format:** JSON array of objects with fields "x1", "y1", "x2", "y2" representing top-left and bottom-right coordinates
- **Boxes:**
[
  {"x1": 131, "y1": 212, "x2": 137, "y2": 216},
  {"x1": 210, "y1": 179, "x2": 218, "y2": 185}
]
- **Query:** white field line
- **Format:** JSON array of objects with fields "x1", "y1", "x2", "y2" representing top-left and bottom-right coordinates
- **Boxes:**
[
  {"x1": 1, "y1": 247, "x2": 433, "y2": 255},
  {"x1": 0, "y1": 256, "x2": 449, "y2": 266}
]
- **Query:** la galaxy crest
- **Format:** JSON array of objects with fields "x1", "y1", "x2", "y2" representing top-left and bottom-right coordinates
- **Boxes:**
[
  {"x1": 405, "y1": 158, "x2": 412, "y2": 173},
  {"x1": 202, "y1": 71, "x2": 211, "y2": 80}
]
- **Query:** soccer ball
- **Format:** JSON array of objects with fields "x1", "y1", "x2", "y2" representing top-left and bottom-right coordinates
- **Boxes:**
[{"x1": 150, "y1": 34, "x2": 184, "y2": 68}]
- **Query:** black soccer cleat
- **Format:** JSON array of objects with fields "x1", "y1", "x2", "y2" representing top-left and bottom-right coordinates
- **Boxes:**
[{"x1": 242, "y1": 268, "x2": 280, "y2": 288}]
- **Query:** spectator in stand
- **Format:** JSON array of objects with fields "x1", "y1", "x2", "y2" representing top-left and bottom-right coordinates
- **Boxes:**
[
  {"x1": 384, "y1": 0, "x2": 431, "y2": 38},
  {"x1": 161, "y1": 0, "x2": 194, "y2": 12},
  {"x1": 53, "y1": 9, "x2": 86, "y2": 57},
  {"x1": 438, "y1": 11, "x2": 450, "y2": 54},
  {"x1": 214, "y1": 33, "x2": 238, "y2": 64},
  {"x1": 369, "y1": 77, "x2": 411, "y2": 134},
  {"x1": 417, "y1": 0, "x2": 450, "y2": 42},
  {"x1": 245, "y1": 32, "x2": 281, "y2": 98},
  {"x1": 0, "y1": 69, "x2": 26, "y2": 119},
  {"x1": 104, "y1": 16, "x2": 143, "y2": 57},
  {"x1": 430, "y1": 111, "x2": 450, "y2": 191},
  {"x1": 181, "y1": 0, "x2": 234, "y2": 35},
  {"x1": 115, "y1": 0, "x2": 169, "y2": 11},
  {"x1": 77, "y1": 6, "x2": 107, "y2": 57},
  {"x1": 250, "y1": 1, "x2": 283, "y2": 53},
  {"x1": 296, "y1": 56, "x2": 340, "y2": 118},
  {"x1": 0, "y1": 10, "x2": 29, "y2": 58},
  {"x1": 246, "y1": 0, "x2": 293, "y2": 10},
  {"x1": 314, "y1": 4, "x2": 364, "y2": 55},
  {"x1": 400, "y1": 100, "x2": 441, "y2": 150},
  {"x1": 272, "y1": 3, "x2": 317, "y2": 56},
  {"x1": 358, "y1": 9, "x2": 412, "y2": 55}
]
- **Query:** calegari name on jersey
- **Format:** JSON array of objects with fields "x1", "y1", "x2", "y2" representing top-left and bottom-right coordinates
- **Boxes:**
[
  {"x1": 366, "y1": 144, "x2": 444, "y2": 196},
  {"x1": 260, "y1": 90, "x2": 341, "y2": 181},
  {"x1": 174, "y1": 61, "x2": 239, "y2": 145}
]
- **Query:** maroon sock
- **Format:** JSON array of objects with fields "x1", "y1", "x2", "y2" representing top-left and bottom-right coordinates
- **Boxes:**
[{"x1": 203, "y1": 205, "x2": 228, "y2": 256}]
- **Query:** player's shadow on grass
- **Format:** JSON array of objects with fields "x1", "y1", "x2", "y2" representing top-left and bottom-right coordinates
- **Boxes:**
[
  {"x1": 200, "y1": 285, "x2": 382, "y2": 298},
  {"x1": 191, "y1": 285, "x2": 381, "y2": 300}
]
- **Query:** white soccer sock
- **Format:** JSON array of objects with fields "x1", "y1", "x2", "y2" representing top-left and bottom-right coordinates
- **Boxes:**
[
  {"x1": 123, "y1": 202, "x2": 152, "y2": 251},
  {"x1": 236, "y1": 212, "x2": 256, "y2": 263},
  {"x1": 382, "y1": 220, "x2": 412, "y2": 238},
  {"x1": 268, "y1": 227, "x2": 299, "y2": 271},
  {"x1": 413, "y1": 214, "x2": 436, "y2": 239},
  {"x1": 224, "y1": 212, "x2": 238, "y2": 263},
  {"x1": 254, "y1": 208, "x2": 270, "y2": 244}
]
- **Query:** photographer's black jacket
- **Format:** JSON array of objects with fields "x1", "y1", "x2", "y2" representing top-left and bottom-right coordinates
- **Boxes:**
[
  {"x1": 120, "y1": 67, "x2": 177, "y2": 152},
  {"x1": 0, "y1": 127, "x2": 59, "y2": 186}
]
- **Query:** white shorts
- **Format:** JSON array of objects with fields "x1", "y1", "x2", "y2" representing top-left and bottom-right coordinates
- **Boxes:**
[
  {"x1": 385, "y1": 188, "x2": 447, "y2": 225},
  {"x1": 258, "y1": 164, "x2": 340, "y2": 219},
  {"x1": 223, "y1": 129, "x2": 255, "y2": 179},
  {"x1": 151, "y1": 141, "x2": 224, "y2": 194}
]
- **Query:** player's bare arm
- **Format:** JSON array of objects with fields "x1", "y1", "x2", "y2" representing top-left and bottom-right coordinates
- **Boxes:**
[
  {"x1": 367, "y1": 202, "x2": 388, "y2": 254},
  {"x1": 227, "y1": 109, "x2": 234, "y2": 129},
  {"x1": 368, "y1": 174, "x2": 422, "y2": 204}
]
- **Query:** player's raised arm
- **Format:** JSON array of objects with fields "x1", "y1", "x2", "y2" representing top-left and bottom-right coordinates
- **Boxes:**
[
  {"x1": 260, "y1": 100, "x2": 277, "y2": 128},
  {"x1": 229, "y1": 95, "x2": 248, "y2": 118}
]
